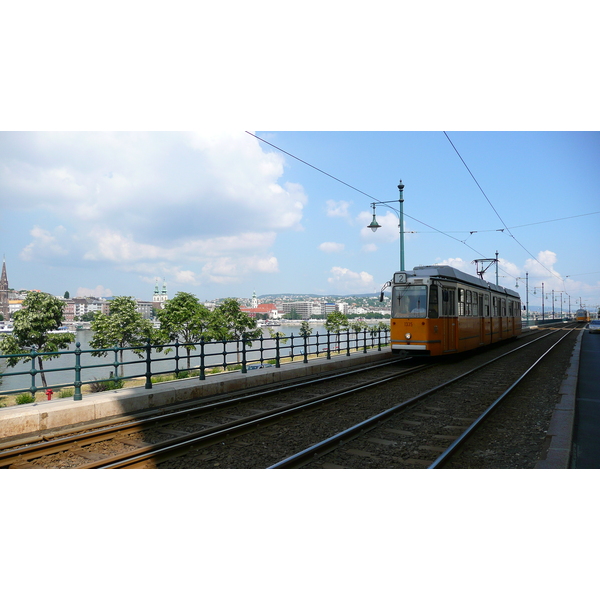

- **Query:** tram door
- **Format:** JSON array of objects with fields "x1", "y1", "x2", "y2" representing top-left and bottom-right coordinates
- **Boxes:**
[
  {"x1": 483, "y1": 293, "x2": 491, "y2": 345},
  {"x1": 442, "y1": 286, "x2": 457, "y2": 352},
  {"x1": 479, "y1": 294, "x2": 485, "y2": 345}
]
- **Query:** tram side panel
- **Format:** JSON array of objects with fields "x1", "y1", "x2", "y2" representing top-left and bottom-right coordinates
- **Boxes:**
[{"x1": 390, "y1": 286, "x2": 521, "y2": 356}]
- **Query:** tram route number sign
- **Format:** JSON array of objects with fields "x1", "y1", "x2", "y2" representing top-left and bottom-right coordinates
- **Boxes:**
[{"x1": 394, "y1": 272, "x2": 407, "y2": 284}]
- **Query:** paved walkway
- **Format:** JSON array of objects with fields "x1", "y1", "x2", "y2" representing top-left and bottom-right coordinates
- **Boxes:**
[{"x1": 571, "y1": 327, "x2": 600, "y2": 468}]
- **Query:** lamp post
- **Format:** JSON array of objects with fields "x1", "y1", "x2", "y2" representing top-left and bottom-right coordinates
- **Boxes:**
[
  {"x1": 368, "y1": 180, "x2": 405, "y2": 271},
  {"x1": 559, "y1": 292, "x2": 563, "y2": 320},
  {"x1": 515, "y1": 272, "x2": 529, "y2": 324},
  {"x1": 533, "y1": 283, "x2": 545, "y2": 322}
]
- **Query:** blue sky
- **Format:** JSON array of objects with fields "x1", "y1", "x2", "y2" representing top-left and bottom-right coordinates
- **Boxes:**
[
  {"x1": 1, "y1": 131, "x2": 598, "y2": 312},
  {"x1": 1, "y1": 3, "x2": 598, "y2": 313}
]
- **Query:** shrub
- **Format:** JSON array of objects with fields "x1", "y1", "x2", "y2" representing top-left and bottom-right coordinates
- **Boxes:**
[
  {"x1": 59, "y1": 388, "x2": 74, "y2": 398},
  {"x1": 16, "y1": 393, "x2": 35, "y2": 404},
  {"x1": 89, "y1": 378, "x2": 124, "y2": 393}
]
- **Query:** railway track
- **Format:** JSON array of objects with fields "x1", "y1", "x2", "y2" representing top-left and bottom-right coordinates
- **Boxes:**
[
  {"x1": 270, "y1": 324, "x2": 580, "y2": 468},
  {"x1": 0, "y1": 357, "x2": 416, "y2": 468},
  {"x1": 0, "y1": 324, "x2": 579, "y2": 469}
]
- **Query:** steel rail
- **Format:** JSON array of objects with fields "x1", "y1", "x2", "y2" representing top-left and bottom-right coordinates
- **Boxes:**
[
  {"x1": 427, "y1": 328, "x2": 574, "y2": 468},
  {"x1": 85, "y1": 365, "x2": 429, "y2": 468},
  {"x1": 0, "y1": 356, "x2": 409, "y2": 465},
  {"x1": 267, "y1": 326, "x2": 576, "y2": 469}
]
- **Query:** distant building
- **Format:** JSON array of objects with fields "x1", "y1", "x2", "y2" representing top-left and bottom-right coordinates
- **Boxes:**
[
  {"x1": 336, "y1": 302, "x2": 348, "y2": 315},
  {"x1": 62, "y1": 297, "x2": 109, "y2": 322},
  {"x1": 153, "y1": 279, "x2": 168, "y2": 310},
  {"x1": 321, "y1": 302, "x2": 337, "y2": 316},
  {"x1": 282, "y1": 301, "x2": 313, "y2": 319},
  {"x1": 136, "y1": 300, "x2": 154, "y2": 319},
  {"x1": 241, "y1": 302, "x2": 279, "y2": 319}
]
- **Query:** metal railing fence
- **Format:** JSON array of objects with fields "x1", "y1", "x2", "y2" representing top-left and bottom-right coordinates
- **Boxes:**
[{"x1": 0, "y1": 328, "x2": 390, "y2": 402}]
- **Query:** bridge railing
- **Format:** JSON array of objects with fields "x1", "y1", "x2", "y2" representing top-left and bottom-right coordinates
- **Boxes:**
[{"x1": 0, "y1": 328, "x2": 390, "y2": 403}]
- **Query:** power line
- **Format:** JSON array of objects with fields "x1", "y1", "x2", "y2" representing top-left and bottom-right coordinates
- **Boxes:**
[
  {"x1": 443, "y1": 132, "x2": 568, "y2": 290},
  {"x1": 247, "y1": 131, "x2": 520, "y2": 284},
  {"x1": 409, "y1": 211, "x2": 600, "y2": 234},
  {"x1": 245, "y1": 132, "x2": 380, "y2": 203}
]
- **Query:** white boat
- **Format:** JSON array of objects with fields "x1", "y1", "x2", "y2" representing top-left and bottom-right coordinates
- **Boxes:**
[{"x1": 0, "y1": 322, "x2": 14, "y2": 335}]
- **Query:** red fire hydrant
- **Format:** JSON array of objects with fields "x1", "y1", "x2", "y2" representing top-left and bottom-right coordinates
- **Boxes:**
[{"x1": 45, "y1": 389, "x2": 54, "y2": 401}]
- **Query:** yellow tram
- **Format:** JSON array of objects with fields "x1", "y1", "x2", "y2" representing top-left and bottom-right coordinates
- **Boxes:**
[
  {"x1": 384, "y1": 265, "x2": 522, "y2": 356},
  {"x1": 575, "y1": 309, "x2": 591, "y2": 323}
]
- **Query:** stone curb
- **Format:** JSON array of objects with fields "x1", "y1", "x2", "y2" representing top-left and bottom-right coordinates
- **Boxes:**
[{"x1": 535, "y1": 328, "x2": 584, "y2": 469}]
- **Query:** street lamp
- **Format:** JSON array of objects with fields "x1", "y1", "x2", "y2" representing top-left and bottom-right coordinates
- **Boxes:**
[
  {"x1": 515, "y1": 272, "x2": 529, "y2": 324},
  {"x1": 368, "y1": 180, "x2": 405, "y2": 271},
  {"x1": 533, "y1": 283, "x2": 545, "y2": 322}
]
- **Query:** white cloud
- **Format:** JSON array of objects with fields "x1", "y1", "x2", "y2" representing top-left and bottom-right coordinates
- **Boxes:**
[
  {"x1": 20, "y1": 225, "x2": 69, "y2": 261},
  {"x1": 436, "y1": 257, "x2": 472, "y2": 272},
  {"x1": 76, "y1": 285, "x2": 113, "y2": 298},
  {"x1": 319, "y1": 242, "x2": 345, "y2": 253},
  {"x1": 362, "y1": 243, "x2": 378, "y2": 253},
  {"x1": 524, "y1": 250, "x2": 559, "y2": 279},
  {"x1": 2, "y1": 132, "x2": 305, "y2": 289},
  {"x1": 326, "y1": 199, "x2": 351, "y2": 219},
  {"x1": 358, "y1": 209, "x2": 399, "y2": 243},
  {"x1": 327, "y1": 266, "x2": 375, "y2": 293}
]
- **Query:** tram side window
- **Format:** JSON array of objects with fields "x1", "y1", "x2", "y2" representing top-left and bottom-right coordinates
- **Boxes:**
[
  {"x1": 502, "y1": 298, "x2": 506, "y2": 316},
  {"x1": 458, "y1": 288, "x2": 465, "y2": 316},
  {"x1": 428, "y1": 284, "x2": 439, "y2": 318},
  {"x1": 483, "y1": 294, "x2": 490, "y2": 317},
  {"x1": 492, "y1": 296, "x2": 499, "y2": 317},
  {"x1": 442, "y1": 288, "x2": 456, "y2": 316},
  {"x1": 472, "y1": 291, "x2": 479, "y2": 316}
]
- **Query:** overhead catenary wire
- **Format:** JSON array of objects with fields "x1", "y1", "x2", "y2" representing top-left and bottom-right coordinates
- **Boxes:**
[
  {"x1": 246, "y1": 131, "x2": 520, "y2": 284},
  {"x1": 408, "y1": 210, "x2": 600, "y2": 234},
  {"x1": 443, "y1": 132, "x2": 570, "y2": 292},
  {"x1": 246, "y1": 131, "x2": 564, "y2": 285}
]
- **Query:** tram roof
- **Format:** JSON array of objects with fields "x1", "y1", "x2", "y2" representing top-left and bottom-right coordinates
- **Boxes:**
[{"x1": 396, "y1": 265, "x2": 520, "y2": 298}]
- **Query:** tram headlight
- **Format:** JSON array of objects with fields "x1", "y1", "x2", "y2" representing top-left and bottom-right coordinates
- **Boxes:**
[{"x1": 405, "y1": 333, "x2": 412, "y2": 340}]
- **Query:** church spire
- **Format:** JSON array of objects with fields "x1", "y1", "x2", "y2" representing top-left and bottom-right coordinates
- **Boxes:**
[{"x1": 0, "y1": 256, "x2": 10, "y2": 320}]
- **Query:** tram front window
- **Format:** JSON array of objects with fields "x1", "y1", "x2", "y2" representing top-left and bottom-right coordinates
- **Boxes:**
[{"x1": 392, "y1": 285, "x2": 427, "y2": 318}]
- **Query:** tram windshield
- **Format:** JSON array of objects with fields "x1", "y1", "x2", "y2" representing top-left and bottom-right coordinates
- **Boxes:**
[{"x1": 392, "y1": 285, "x2": 427, "y2": 318}]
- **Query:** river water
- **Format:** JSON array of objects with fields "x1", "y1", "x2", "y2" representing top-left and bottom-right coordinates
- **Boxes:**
[{"x1": 0, "y1": 322, "x2": 386, "y2": 393}]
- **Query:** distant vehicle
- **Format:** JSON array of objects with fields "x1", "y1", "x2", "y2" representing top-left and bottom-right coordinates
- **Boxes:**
[
  {"x1": 0, "y1": 322, "x2": 14, "y2": 335},
  {"x1": 588, "y1": 320, "x2": 600, "y2": 334},
  {"x1": 576, "y1": 309, "x2": 591, "y2": 323}
]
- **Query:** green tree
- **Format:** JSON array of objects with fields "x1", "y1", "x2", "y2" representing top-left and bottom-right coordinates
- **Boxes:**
[
  {"x1": 283, "y1": 308, "x2": 301, "y2": 320},
  {"x1": 78, "y1": 311, "x2": 99, "y2": 322},
  {"x1": 299, "y1": 321, "x2": 313, "y2": 338},
  {"x1": 0, "y1": 291, "x2": 74, "y2": 390},
  {"x1": 268, "y1": 327, "x2": 288, "y2": 344},
  {"x1": 212, "y1": 298, "x2": 262, "y2": 363},
  {"x1": 89, "y1": 296, "x2": 154, "y2": 376},
  {"x1": 64, "y1": 291, "x2": 70, "y2": 299},
  {"x1": 325, "y1": 311, "x2": 349, "y2": 352},
  {"x1": 156, "y1": 292, "x2": 214, "y2": 369},
  {"x1": 350, "y1": 321, "x2": 365, "y2": 348}
]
